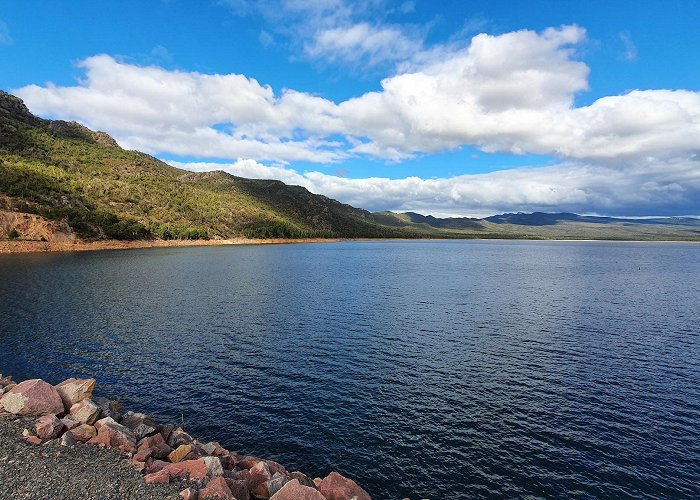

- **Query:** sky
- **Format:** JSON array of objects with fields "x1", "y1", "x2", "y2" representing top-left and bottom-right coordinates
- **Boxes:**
[{"x1": 1, "y1": 0, "x2": 699, "y2": 217}]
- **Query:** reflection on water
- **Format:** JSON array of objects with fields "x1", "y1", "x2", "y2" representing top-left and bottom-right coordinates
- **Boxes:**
[{"x1": 1, "y1": 241, "x2": 699, "y2": 498}]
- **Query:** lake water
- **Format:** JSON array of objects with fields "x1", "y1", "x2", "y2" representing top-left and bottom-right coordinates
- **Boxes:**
[{"x1": 1, "y1": 240, "x2": 699, "y2": 498}]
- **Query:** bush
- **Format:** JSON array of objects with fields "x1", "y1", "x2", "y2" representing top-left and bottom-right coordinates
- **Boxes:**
[{"x1": 8, "y1": 228, "x2": 19, "y2": 239}]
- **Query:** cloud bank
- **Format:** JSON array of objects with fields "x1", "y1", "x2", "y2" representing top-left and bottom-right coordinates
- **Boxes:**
[{"x1": 12, "y1": 24, "x2": 700, "y2": 216}]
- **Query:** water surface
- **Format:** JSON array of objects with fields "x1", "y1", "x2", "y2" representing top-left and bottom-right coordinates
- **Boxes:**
[{"x1": 1, "y1": 241, "x2": 699, "y2": 498}]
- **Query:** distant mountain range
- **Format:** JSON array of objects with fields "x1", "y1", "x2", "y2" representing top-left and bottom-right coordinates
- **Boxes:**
[{"x1": 1, "y1": 90, "x2": 698, "y2": 242}]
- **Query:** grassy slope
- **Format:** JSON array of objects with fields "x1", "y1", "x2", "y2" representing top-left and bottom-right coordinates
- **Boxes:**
[{"x1": 0, "y1": 91, "x2": 432, "y2": 240}]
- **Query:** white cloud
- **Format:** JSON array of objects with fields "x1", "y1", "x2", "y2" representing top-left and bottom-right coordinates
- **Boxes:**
[
  {"x1": 167, "y1": 156, "x2": 700, "y2": 217},
  {"x1": 618, "y1": 31, "x2": 638, "y2": 62}
]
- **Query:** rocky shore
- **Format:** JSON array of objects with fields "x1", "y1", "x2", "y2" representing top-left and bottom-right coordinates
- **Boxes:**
[{"x1": 0, "y1": 374, "x2": 371, "y2": 500}]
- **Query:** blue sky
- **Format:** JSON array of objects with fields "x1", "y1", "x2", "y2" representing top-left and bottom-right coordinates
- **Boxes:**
[{"x1": 1, "y1": 1, "x2": 699, "y2": 216}]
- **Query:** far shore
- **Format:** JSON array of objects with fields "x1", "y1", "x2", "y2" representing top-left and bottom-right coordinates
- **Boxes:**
[{"x1": 1, "y1": 236, "x2": 699, "y2": 254}]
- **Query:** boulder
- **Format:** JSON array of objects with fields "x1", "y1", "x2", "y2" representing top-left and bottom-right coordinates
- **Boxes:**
[
  {"x1": 165, "y1": 459, "x2": 208, "y2": 481},
  {"x1": 60, "y1": 416, "x2": 80, "y2": 431},
  {"x1": 319, "y1": 472, "x2": 371, "y2": 500},
  {"x1": 69, "y1": 399, "x2": 101, "y2": 425},
  {"x1": 144, "y1": 469, "x2": 171, "y2": 484},
  {"x1": 254, "y1": 472, "x2": 289, "y2": 499},
  {"x1": 60, "y1": 431, "x2": 77, "y2": 447},
  {"x1": 270, "y1": 479, "x2": 326, "y2": 500},
  {"x1": 120, "y1": 411, "x2": 158, "y2": 441},
  {"x1": 131, "y1": 460, "x2": 147, "y2": 474},
  {"x1": 94, "y1": 416, "x2": 118, "y2": 430},
  {"x1": 249, "y1": 461, "x2": 272, "y2": 489},
  {"x1": 71, "y1": 424, "x2": 97, "y2": 442},
  {"x1": 137, "y1": 433, "x2": 173, "y2": 459},
  {"x1": 199, "y1": 477, "x2": 234, "y2": 499},
  {"x1": 226, "y1": 479, "x2": 249, "y2": 500},
  {"x1": 290, "y1": 471, "x2": 317, "y2": 489},
  {"x1": 54, "y1": 378, "x2": 95, "y2": 410},
  {"x1": 169, "y1": 444, "x2": 194, "y2": 463},
  {"x1": 0, "y1": 379, "x2": 64, "y2": 416},
  {"x1": 93, "y1": 397, "x2": 122, "y2": 421},
  {"x1": 203, "y1": 456, "x2": 224, "y2": 477},
  {"x1": 25, "y1": 435, "x2": 42, "y2": 445},
  {"x1": 147, "y1": 459, "x2": 170, "y2": 474},
  {"x1": 0, "y1": 376, "x2": 13, "y2": 387},
  {"x1": 179, "y1": 488, "x2": 199, "y2": 500},
  {"x1": 35, "y1": 414, "x2": 64, "y2": 439},
  {"x1": 159, "y1": 423, "x2": 175, "y2": 442},
  {"x1": 167, "y1": 427, "x2": 193, "y2": 448},
  {"x1": 89, "y1": 420, "x2": 137, "y2": 453},
  {"x1": 201, "y1": 441, "x2": 228, "y2": 457},
  {"x1": 238, "y1": 455, "x2": 263, "y2": 470},
  {"x1": 265, "y1": 460, "x2": 288, "y2": 476}
]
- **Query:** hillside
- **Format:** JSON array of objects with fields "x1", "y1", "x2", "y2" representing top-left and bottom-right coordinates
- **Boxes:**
[
  {"x1": 1, "y1": 90, "x2": 699, "y2": 244},
  {"x1": 0, "y1": 90, "x2": 428, "y2": 241}
]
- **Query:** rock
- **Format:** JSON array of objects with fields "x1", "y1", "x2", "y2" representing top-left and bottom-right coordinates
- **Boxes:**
[
  {"x1": 144, "y1": 469, "x2": 171, "y2": 484},
  {"x1": 60, "y1": 416, "x2": 80, "y2": 431},
  {"x1": 255, "y1": 472, "x2": 289, "y2": 499},
  {"x1": 54, "y1": 378, "x2": 95, "y2": 410},
  {"x1": 165, "y1": 459, "x2": 208, "y2": 481},
  {"x1": 199, "y1": 477, "x2": 234, "y2": 499},
  {"x1": 226, "y1": 479, "x2": 249, "y2": 500},
  {"x1": 131, "y1": 459, "x2": 147, "y2": 474},
  {"x1": 313, "y1": 478, "x2": 322, "y2": 489},
  {"x1": 0, "y1": 379, "x2": 64, "y2": 416},
  {"x1": 89, "y1": 419, "x2": 137, "y2": 453},
  {"x1": 167, "y1": 427, "x2": 193, "y2": 448},
  {"x1": 225, "y1": 469, "x2": 251, "y2": 484},
  {"x1": 1, "y1": 383, "x2": 17, "y2": 395},
  {"x1": 238, "y1": 455, "x2": 263, "y2": 470},
  {"x1": 71, "y1": 423, "x2": 97, "y2": 442},
  {"x1": 203, "y1": 456, "x2": 224, "y2": 477},
  {"x1": 60, "y1": 431, "x2": 77, "y2": 447},
  {"x1": 133, "y1": 446, "x2": 153, "y2": 462},
  {"x1": 35, "y1": 414, "x2": 64, "y2": 439},
  {"x1": 93, "y1": 397, "x2": 122, "y2": 421},
  {"x1": 249, "y1": 461, "x2": 273, "y2": 494},
  {"x1": 201, "y1": 441, "x2": 226, "y2": 456},
  {"x1": 319, "y1": 472, "x2": 371, "y2": 500},
  {"x1": 159, "y1": 423, "x2": 175, "y2": 442},
  {"x1": 169, "y1": 443, "x2": 194, "y2": 463},
  {"x1": 179, "y1": 488, "x2": 199, "y2": 500},
  {"x1": 137, "y1": 433, "x2": 173, "y2": 459},
  {"x1": 121, "y1": 411, "x2": 158, "y2": 441},
  {"x1": 270, "y1": 479, "x2": 326, "y2": 500},
  {"x1": 69, "y1": 399, "x2": 101, "y2": 424},
  {"x1": 147, "y1": 459, "x2": 170, "y2": 473},
  {"x1": 290, "y1": 471, "x2": 317, "y2": 489},
  {"x1": 0, "y1": 376, "x2": 13, "y2": 387},
  {"x1": 265, "y1": 460, "x2": 288, "y2": 476},
  {"x1": 25, "y1": 435, "x2": 42, "y2": 445},
  {"x1": 94, "y1": 416, "x2": 118, "y2": 430}
]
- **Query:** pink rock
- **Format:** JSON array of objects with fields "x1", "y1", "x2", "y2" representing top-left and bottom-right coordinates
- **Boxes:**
[
  {"x1": 94, "y1": 416, "x2": 118, "y2": 430},
  {"x1": 226, "y1": 479, "x2": 249, "y2": 500},
  {"x1": 202, "y1": 456, "x2": 224, "y2": 477},
  {"x1": 131, "y1": 460, "x2": 147, "y2": 474},
  {"x1": 138, "y1": 433, "x2": 173, "y2": 459},
  {"x1": 290, "y1": 471, "x2": 317, "y2": 489},
  {"x1": 249, "y1": 460, "x2": 272, "y2": 488},
  {"x1": 71, "y1": 424, "x2": 97, "y2": 442},
  {"x1": 255, "y1": 472, "x2": 289, "y2": 499},
  {"x1": 35, "y1": 414, "x2": 64, "y2": 439},
  {"x1": 313, "y1": 478, "x2": 322, "y2": 489},
  {"x1": 60, "y1": 417, "x2": 80, "y2": 431},
  {"x1": 0, "y1": 379, "x2": 64, "y2": 416},
  {"x1": 238, "y1": 455, "x2": 263, "y2": 470},
  {"x1": 25, "y1": 435, "x2": 42, "y2": 445},
  {"x1": 199, "y1": 477, "x2": 234, "y2": 499},
  {"x1": 0, "y1": 376, "x2": 13, "y2": 387},
  {"x1": 89, "y1": 420, "x2": 137, "y2": 453},
  {"x1": 265, "y1": 460, "x2": 288, "y2": 476},
  {"x1": 144, "y1": 469, "x2": 171, "y2": 484},
  {"x1": 270, "y1": 479, "x2": 326, "y2": 500},
  {"x1": 319, "y1": 472, "x2": 371, "y2": 500},
  {"x1": 55, "y1": 378, "x2": 95, "y2": 410},
  {"x1": 133, "y1": 446, "x2": 153, "y2": 462},
  {"x1": 147, "y1": 459, "x2": 170, "y2": 473},
  {"x1": 69, "y1": 399, "x2": 101, "y2": 424},
  {"x1": 165, "y1": 459, "x2": 209, "y2": 481},
  {"x1": 179, "y1": 487, "x2": 199, "y2": 500}
]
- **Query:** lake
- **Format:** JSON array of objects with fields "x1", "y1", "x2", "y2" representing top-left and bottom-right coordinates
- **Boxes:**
[{"x1": 1, "y1": 240, "x2": 699, "y2": 498}]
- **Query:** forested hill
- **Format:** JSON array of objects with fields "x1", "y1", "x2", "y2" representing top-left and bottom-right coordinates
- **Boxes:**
[{"x1": 0, "y1": 90, "x2": 426, "y2": 240}]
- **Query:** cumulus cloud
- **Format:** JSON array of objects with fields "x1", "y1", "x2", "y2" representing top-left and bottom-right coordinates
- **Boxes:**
[{"x1": 168, "y1": 156, "x2": 700, "y2": 217}]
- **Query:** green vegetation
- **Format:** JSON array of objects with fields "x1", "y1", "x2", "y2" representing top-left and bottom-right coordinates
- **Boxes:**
[{"x1": 1, "y1": 90, "x2": 698, "y2": 242}]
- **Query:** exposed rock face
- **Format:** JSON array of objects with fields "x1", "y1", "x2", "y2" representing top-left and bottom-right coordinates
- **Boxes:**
[
  {"x1": 319, "y1": 472, "x2": 371, "y2": 500},
  {"x1": 69, "y1": 399, "x2": 101, "y2": 424},
  {"x1": 270, "y1": 479, "x2": 326, "y2": 500},
  {"x1": 55, "y1": 378, "x2": 96, "y2": 410},
  {"x1": 35, "y1": 414, "x2": 64, "y2": 439},
  {"x1": 0, "y1": 379, "x2": 64, "y2": 416},
  {"x1": 0, "y1": 210, "x2": 76, "y2": 243}
]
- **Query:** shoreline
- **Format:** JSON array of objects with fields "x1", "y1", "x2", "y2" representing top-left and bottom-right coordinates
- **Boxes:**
[{"x1": 1, "y1": 236, "x2": 699, "y2": 254}]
